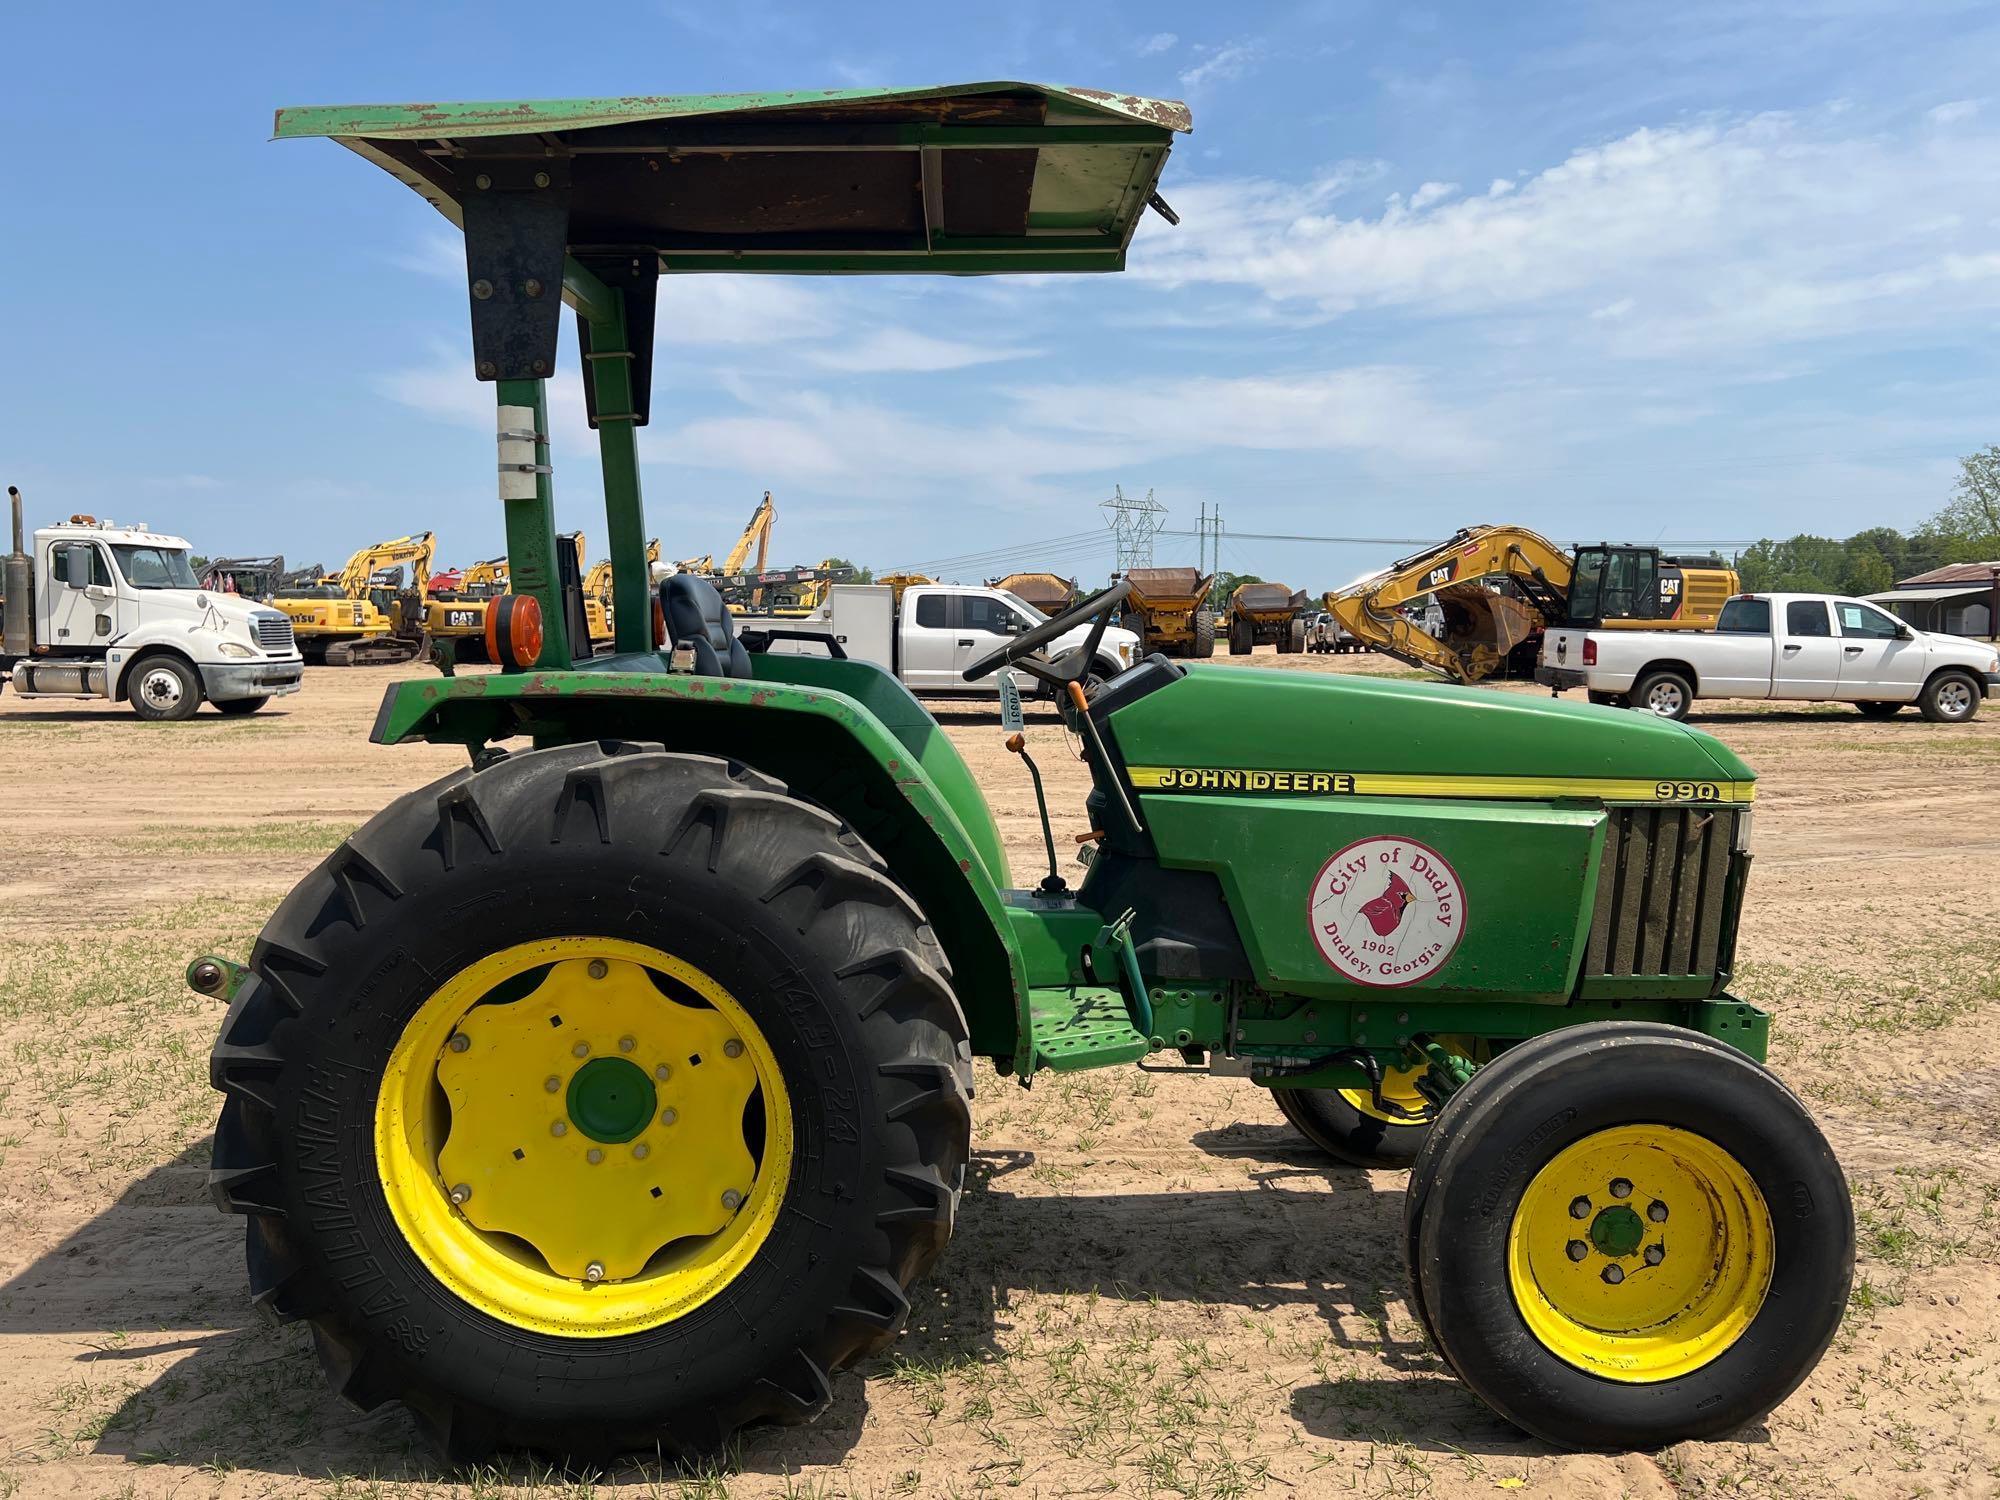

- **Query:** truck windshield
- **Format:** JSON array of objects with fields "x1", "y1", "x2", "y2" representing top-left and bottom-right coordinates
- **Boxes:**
[
  {"x1": 996, "y1": 591, "x2": 1049, "y2": 624},
  {"x1": 112, "y1": 544, "x2": 200, "y2": 590}
]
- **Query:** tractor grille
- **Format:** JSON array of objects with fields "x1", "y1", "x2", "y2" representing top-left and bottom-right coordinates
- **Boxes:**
[
  {"x1": 1583, "y1": 806, "x2": 1745, "y2": 978},
  {"x1": 253, "y1": 611, "x2": 296, "y2": 654}
]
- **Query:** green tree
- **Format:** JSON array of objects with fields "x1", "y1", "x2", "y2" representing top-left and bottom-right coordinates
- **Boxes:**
[
  {"x1": 821, "y1": 556, "x2": 874, "y2": 585},
  {"x1": 1207, "y1": 570, "x2": 1262, "y2": 610},
  {"x1": 1925, "y1": 445, "x2": 2000, "y2": 561}
]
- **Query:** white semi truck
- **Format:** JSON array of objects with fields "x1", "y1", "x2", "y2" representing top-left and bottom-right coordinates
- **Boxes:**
[{"x1": 1, "y1": 486, "x2": 304, "y2": 720}]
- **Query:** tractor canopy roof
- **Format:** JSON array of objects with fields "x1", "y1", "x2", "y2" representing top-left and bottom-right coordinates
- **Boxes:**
[{"x1": 277, "y1": 82, "x2": 1191, "y2": 276}]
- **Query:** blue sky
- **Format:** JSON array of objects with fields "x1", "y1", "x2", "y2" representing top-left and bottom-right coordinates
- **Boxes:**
[{"x1": 5, "y1": 1, "x2": 1997, "y2": 590}]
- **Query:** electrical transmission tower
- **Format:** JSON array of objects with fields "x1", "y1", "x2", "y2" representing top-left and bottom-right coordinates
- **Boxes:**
[
  {"x1": 1101, "y1": 485, "x2": 1166, "y2": 572},
  {"x1": 1194, "y1": 501, "x2": 1225, "y2": 576}
]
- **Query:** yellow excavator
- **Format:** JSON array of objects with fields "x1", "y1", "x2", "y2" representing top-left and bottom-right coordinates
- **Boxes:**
[
  {"x1": 581, "y1": 537, "x2": 658, "y2": 653},
  {"x1": 275, "y1": 532, "x2": 436, "y2": 666},
  {"x1": 1325, "y1": 526, "x2": 1738, "y2": 683}
]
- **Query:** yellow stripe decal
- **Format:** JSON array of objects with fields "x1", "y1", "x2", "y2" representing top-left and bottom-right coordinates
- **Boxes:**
[{"x1": 1125, "y1": 766, "x2": 1754, "y2": 804}]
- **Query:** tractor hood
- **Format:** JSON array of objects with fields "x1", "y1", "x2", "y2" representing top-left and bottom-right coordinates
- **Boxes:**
[{"x1": 1105, "y1": 667, "x2": 1753, "y2": 796}]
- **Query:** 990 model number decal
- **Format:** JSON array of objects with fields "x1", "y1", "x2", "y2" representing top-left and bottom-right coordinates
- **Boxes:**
[{"x1": 1654, "y1": 781, "x2": 1724, "y2": 802}]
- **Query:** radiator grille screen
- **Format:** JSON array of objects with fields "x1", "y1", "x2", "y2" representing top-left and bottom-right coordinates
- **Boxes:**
[{"x1": 1584, "y1": 806, "x2": 1741, "y2": 977}]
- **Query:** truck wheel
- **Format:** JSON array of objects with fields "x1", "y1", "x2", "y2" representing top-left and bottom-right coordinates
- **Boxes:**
[
  {"x1": 1228, "y1": 618, "x2": 1251, "y2": 656},
  {"x1": 1192, "y1": 611, "x2": 1216, "y2": 658},
  {"x1": 207, "y1": 744, "x2": 972, "y2": 1463},
  {"x1": 128, "y1": 655, "x2": 202, "y2": 721},
  {"x1": 1630, "y1": 670, "x2": 1692, "y2": 721},
  {"x1": 1410, "y1": 1023, "x2": 1850, "y2": 1450},
  {"x1": 215, "y1": 696, "x2": 269, "y2": 717},
  {"x1": 1852, "y1": 700, "x2": 1901, "y2": 719},
  {"x1": 1283, "y1": 618, "x2": 1306, "y2": 655},
  {"x1": 1918, "y1": 670, "x2": 1981, "y2": 723}
]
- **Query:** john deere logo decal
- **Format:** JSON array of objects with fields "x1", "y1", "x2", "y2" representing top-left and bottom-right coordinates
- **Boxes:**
[{"x1": 1309, "y1": 836, "x2": 1465, "y2": 987}]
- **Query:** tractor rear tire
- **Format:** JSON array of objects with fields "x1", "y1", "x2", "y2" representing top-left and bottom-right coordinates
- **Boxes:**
[
  {"x1": 1272, "y1": 1067, "x2": 1436, "y2": 1169},
  {"x1": 1192, "y1": 611, "x2": 1216, "y2": 658},
  {"x1": 1409, "y1": 1022, "x2": 1850, "y2": 1450},
  {"x1": 207, "y1": 743, "x2": 972, "y2": 1464}
]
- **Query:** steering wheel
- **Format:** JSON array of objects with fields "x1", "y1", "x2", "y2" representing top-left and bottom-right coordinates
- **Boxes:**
[{"x1": 960, "y1": 579, "x2": 1134, "y2": 690}]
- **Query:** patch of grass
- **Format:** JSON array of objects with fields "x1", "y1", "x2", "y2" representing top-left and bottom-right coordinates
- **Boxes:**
[{"x1": 126, "y1": 820, "x2": 354, "y2": 857}]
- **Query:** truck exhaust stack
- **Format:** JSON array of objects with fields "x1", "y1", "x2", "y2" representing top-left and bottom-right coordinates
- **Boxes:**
[{"x1": 4, "y1": 486, "x2": 32, "y2": 657}]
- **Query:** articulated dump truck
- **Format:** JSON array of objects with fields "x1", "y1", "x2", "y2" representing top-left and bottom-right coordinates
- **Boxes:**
[
  {"x1": 190, "y1": 82, "x2": 1849, "y2": 1467},
  {"x1": 1120, "y1": 565, "x2": 1217, "y2": 658}
]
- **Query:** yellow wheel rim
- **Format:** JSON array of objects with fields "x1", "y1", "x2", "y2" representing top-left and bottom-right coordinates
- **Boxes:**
[
  {"x1": 374, "y1": 937, "x2": 794, "y2": 1337},
  {"x1": 1507, "y1": 1124, "x2": 1772, "y2": 1382},
  {"x1": 1339, "y1": 1058, "x2": 1433, "y2": 1124}
]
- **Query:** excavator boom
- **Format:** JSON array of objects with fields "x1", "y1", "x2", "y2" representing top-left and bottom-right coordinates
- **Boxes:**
[{"x1": 719, "y1": 492, "x2": 775, "y2": 576}]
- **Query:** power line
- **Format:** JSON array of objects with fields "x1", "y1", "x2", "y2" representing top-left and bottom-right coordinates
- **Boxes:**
[{"x1": 1157, "y1": 528, "x2": 1763, "y2": 549}]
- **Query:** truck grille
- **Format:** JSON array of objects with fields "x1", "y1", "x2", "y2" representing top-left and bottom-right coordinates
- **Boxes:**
[
  {"x1": 1583, "y1": 806, "x2": 1745, "y2": 979},
  {"x1": 253, "y1": 611, "x2": 296, "y2": 653}
]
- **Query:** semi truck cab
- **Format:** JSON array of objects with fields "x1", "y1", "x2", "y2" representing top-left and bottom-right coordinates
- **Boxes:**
[{"x1": 1, "y1": 491, "x2": 304, "y2": 719}]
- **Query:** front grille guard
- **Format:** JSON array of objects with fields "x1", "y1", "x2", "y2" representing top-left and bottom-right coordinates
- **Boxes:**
[{"x1": 1583, "y1": 805, "x2": 1748, "y2": 989}]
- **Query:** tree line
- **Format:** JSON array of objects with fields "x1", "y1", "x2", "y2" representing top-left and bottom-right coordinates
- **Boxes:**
[{"x1": 1731, "y1": 444, "x2": 2000, "y2": 595}]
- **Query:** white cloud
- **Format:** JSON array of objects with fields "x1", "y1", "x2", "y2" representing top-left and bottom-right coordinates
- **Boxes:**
[
  {"x1": 800, "y1": 328, "x2": 1036, "y2": 374},
  {"x1": 1133, "y1": 109, "x2": 2000, "y2": 355},
  {"x1": 1409, "y1": 180, "x2": 1459, "y2": 211},
  {"x1": 1488, "y1": 177, "x2": 1515, "y2": 196},
  {"x1": 1138, "y1": 31, "x2": 1178, "y2": 56},
  {"x1": 1928, "y1": 99, "x2": 1980, "y2": 126},
  {"x1": 1179, "y1": 40, "x2": 1263, "y2": 90}
]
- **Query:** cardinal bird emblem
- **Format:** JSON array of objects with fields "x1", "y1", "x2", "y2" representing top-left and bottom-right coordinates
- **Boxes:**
[{"x1": 1359, "y1": 872, "x2": 1415, "y2": 937}]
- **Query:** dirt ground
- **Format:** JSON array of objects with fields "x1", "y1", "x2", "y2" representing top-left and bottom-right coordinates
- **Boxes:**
[{"x1": 2, "y1": 648, "x2": 1997, "y2": 1500}]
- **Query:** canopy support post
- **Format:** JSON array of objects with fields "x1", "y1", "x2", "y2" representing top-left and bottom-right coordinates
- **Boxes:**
[
  {"x1": 495, "y1": 378, "x2": 571, "y2": 667},
  {"x1": 570, "y1": 259, "x2": 655, "y2": 655}
]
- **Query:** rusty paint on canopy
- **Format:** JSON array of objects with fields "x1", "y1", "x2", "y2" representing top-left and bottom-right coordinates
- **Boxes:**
[{"x1": 273, "y1": 83, "x2": 1192, "y2": 141}]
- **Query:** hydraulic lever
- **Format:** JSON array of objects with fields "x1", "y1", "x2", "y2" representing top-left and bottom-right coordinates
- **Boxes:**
[{"x1": 1007, "y1": 733, "x2": 1067, "y2": 894}]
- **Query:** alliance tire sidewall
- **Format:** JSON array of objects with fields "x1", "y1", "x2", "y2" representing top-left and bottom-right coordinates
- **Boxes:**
[
  {"x1": 267, "y1": 843, "x2": 903, "y2": 1428},
  {"x1": 1418, "y1": 1036, "x2": 1852, "y2": 1449}
]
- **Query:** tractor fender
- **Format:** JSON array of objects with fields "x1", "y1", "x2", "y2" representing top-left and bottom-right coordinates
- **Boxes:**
[{"x1": 369, "y1": 663, "x2": 1037, "y2": 1071}]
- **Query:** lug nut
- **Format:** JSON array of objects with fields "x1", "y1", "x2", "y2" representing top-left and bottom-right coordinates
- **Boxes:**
[
  {"x1": 632, "y1": 1144, "x2": 649, "y2": 1160},
  {"x1": 448, "y1": 1033, "x2": 471, "y2": 1053},
  {"x1": 449, "y1": 1183, "x2": 472, "y2": 1205},
  {"x1": 654, "y1": 1064, "x2": 672, "y2": 1082},
  {"x1": 545, "y1": 1075, "x2": 561, "y2": 1093},
  {"x1": 573, "y1": 1041, "x2": 590, "y2": 1058},
  {"x1": 1609, "y1": 1178, "x2": 1633, "y2": 1199},
  {"x1": 660, "y1": 1108, "x2": 677, "y2": 1126},
  {"x1": 721, "y1": 1189, "x2": 743, "y2": 1211},
  {"x1": 551, "y1": 1121, "x2": 568, "y2": 1137},
  {"x1": 584, "y1": 1261, "x2": 604, "y2": 1283},
  {"x1": 1569, "y1": 1196, "x2": 1591, "y2": 1219},
  {"x1": 586, "y1": 1148, "x2": 604, "y2": 1165},
  {"x1": 619, "y1": 1035, "x2": 636, "y2": 1053},
  {"x1": 1565, "y1": 1240, "x2": 1588, "y2": 1262},
  {"x1": 587, "y1": 959, "x2": 609, "y2": 980},
  {"x1": 723, "y1": 1039, "x2": 744, "y2": 1059},
  {"x1": 1601, "y1": 1264, "x2": 1625, "y2": 1285},
  {"x1": 1647, "y1": 1200, "x2": 1668, "y2": 1222},
  {"x1": 1644, "y1": 1243, "x2": 1666, "y2": 1266}
]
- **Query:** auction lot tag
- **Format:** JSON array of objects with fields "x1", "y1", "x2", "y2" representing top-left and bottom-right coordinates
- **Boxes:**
[{"x1": 1309, "y1": 836, "x2": 1466, "y2": 987}]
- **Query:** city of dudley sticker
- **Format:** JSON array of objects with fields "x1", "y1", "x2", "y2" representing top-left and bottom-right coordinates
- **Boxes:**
[{"x1": 1309, "y1": 836, "x2": 1466, "y2": 987}]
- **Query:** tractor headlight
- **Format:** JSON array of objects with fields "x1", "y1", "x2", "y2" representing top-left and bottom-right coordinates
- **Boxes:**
[{"x1": 217, "y1": 641, "x2": 257, "y2": 659}]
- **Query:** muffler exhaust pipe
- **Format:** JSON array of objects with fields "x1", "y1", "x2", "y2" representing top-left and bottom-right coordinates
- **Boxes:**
[{"x1": 4, "y1": 485, "x2": 34, "y2": 657}]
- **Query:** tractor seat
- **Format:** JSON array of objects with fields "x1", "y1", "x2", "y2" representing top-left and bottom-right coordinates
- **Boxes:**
[{"x1": 661, "y1": 574, "x2": 752, "y2": 678}]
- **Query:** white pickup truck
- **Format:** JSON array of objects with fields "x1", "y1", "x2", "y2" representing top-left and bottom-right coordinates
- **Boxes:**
[
  {"x1": 1, "y1": 490, "x2": 304, "y2": 720},
  {"x1": 1537, "y1": 591, "x2": 2000, "y2": 722},
  {"x1": 740, "y1": 581, "x2": 1140, "y2": 696}
]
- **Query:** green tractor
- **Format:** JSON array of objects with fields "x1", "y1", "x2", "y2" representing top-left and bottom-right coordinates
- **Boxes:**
[{"x1": 195, "y1": 83, "x2": 1852, "y2": 1464}]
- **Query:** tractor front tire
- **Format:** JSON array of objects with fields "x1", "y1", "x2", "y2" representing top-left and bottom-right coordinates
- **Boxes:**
[
  {"x1": 1408, "y1": 1023, "x2": 1851, "y2": 1450},
  {"x1": 1192, "y1": 611, "x2": 1217, "y2": 658},
  {"x1": 207, "y1": 743, "x2": 972, "y2": 1464}
]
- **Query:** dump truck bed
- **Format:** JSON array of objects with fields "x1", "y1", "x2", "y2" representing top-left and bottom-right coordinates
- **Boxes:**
[{"x1": 1123, "y1": 567, "x2": 1210, "y2": 610}]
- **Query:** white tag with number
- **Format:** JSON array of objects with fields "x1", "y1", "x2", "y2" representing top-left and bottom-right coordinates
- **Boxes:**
[{"x1": 999, "y1": 672, "x2": 1025, "y2": 733}]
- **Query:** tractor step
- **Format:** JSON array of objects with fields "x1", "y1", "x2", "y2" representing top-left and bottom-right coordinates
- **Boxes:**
[{"x1": 1028, "y1": 986, "x2": 1150, "y2": 1072}]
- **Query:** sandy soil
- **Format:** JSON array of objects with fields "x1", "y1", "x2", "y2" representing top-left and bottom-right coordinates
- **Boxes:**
[{"x1": 2, "y1": 650, "x2": 1996, "y2": 1499}]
